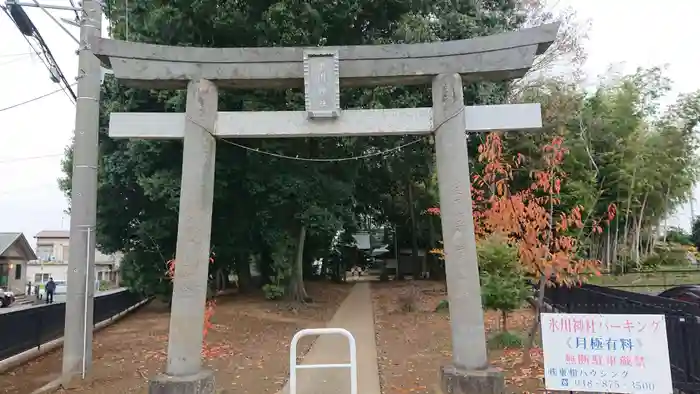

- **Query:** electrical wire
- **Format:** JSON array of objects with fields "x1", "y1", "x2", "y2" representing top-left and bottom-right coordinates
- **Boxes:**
[
  {"x1": 1, "y1": 4, "x2": 76, "y2": 103},
  {"x1": 0, "y1": 52, "x2": 33, "y2": 58},
  {"x1": 0, "y1": 183, "x2": 61, "y2": 197},
  {"x1": 0, "y1": 53, "x2": 35, "y2": 66},
  {"x1": 0, "y1": 83, "x2": 76, "y2": 112},
  {"x1": 67, "y1": 0, "x2": 80, "y2": 22},
  {"x1": 0, "y1": 153, "x2": 64, "y2": 164},
  {"x1": 30, "y1": 17, "x2": 77, "y2": 102}
]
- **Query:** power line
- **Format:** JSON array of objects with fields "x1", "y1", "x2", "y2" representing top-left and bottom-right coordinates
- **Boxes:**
[
  {"x1": 2, "y1": 4, "x2": 76, "y2": 102},
  {"x1": 0, "y1": 52, "x2": 33, "y2": 58},
  {"x1": 0, "y1": 183, "x2": 60, "y2": 197},
  {"x1": 0, "y1": 153, "x2": 63, "y2": 164},
  {"x1": 0, "y1": 83, "x2": 76, "y2": 112},
  {"x1": 0, "y1": 53, "x2": 35, "y2": 66}
]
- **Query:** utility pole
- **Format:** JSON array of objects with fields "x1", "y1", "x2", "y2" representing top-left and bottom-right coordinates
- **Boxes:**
[
  {"x1": 5, "y1": 0, "x2": 102, "y2": 378},
  {"x1": 62, "y1": 0, "x2": 102, "y2": 378}
]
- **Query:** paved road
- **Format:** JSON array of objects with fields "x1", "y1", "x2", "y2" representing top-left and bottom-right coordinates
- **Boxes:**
[
  {"x1": 277, "y1": 282, "x2": 381, "y2": 394},
  {"x1": 0, "y1": 292, "x2": 104, "y2": 313}
]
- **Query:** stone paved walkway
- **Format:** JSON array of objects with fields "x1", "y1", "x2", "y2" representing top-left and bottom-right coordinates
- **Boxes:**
[{"x1": 277, "y1": 282, "x2": 381, "y2": 394}]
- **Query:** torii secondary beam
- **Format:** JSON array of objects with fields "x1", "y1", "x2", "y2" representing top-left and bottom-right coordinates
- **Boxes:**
[{"x1": 108, "y1": 104, "x2": 543, "y2": 139}]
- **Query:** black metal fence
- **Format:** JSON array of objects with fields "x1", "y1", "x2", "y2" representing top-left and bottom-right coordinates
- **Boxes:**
[
  {"x1": 0, "y1": 289, "x2": 146, "y2": 361},
  {"x1": 543, "y1": 284, "x2": 700, "y2": 392}
]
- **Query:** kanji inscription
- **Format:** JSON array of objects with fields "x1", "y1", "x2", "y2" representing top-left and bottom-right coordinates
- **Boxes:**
[{"x1": 303, "y1": 49, "x2": 340, "y2": 119}]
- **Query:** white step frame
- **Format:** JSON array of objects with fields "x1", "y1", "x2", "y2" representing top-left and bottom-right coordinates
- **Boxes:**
[{"x1": 289, "y1": 327, "x2": 358, "y2": 394}]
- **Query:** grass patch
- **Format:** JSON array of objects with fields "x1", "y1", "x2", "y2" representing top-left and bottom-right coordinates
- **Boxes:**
[
  {"x1": 434, "y1": 299, "x2": 449, "y2": 312},
  {"x1": 488, "y1": 331, "x2": 524, "y2": 350},
  {"x1": 589, "y1": 267, "x2": 700, "y2": 292}
]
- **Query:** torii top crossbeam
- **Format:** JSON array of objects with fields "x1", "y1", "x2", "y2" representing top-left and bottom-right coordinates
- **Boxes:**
[{"x1": 90, "y1": 23, "x2": 559, "y2": 89}]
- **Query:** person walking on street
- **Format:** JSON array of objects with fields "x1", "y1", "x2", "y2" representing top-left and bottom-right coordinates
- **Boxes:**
[{"x1": 45, "y1": 277, "x2": 56, "y2": 304}]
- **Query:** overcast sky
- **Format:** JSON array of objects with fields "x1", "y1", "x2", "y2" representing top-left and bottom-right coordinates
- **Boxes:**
[{"x1": 1, "y1": 0, "x2": 699, "y2": 247}]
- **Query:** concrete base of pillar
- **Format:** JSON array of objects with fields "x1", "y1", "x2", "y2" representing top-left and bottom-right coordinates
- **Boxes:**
[
  {"x1": 439, "y1": 364, "x2": 504, "y2": 394},
  {"x1": 148, "y1": 370, "x2": 215, "y2": 394}
]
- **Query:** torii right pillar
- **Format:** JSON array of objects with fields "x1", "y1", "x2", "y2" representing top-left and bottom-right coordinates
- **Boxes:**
[{"x1": 433, "y1": 73, "x2": 503, "y2": 393}]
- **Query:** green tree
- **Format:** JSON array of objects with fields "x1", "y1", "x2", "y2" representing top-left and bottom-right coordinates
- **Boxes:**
[
  {"x1": 60, "y1": 0, "x2": 538, "y2": 299},
  {"x1": 477, "y1": 234, "x2": 528, "y2": 332},
  {"x1": 664, "y1": 227, "x2": 693, "y2": 246},
  {"x1": 510, "y1": 67, "x2": 700, "y2": 272}
]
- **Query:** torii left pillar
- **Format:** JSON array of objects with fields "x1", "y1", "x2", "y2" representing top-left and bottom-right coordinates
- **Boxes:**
[{"x1": 149, "y1": 79, "x2": 218, "y2": 393}]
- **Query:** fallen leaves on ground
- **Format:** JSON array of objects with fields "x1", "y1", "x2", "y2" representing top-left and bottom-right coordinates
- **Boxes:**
[
  {"x1": 372, "y1": 281, "x2": 545, "y2": 394},
  {"x1": 0, "y1": 282, "x2": 351, "y2": 394}
]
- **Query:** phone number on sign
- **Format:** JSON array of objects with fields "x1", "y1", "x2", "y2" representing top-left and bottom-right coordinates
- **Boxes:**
[
  {"x1": 572, "y1": 380, "x2": 656, "y2": 391},
  {"x1": 574, "y1": 379, "x2": 620, "y2": 390}
]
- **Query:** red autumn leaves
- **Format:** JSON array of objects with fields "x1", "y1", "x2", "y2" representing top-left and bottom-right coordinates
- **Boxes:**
[
  {"x1": 428, "y1": 133, "x2": 615, "y2": 284},
  {"x1": 166, "y1": 255, "x2": 219, "y2": 358}
]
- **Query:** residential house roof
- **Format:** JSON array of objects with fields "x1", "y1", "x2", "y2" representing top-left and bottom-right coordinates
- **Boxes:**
[
  {"x1": 0, "y1": 232, "x2": 38, "y2": 260},
  {"x1": 35, "y1": 230, "x2": 70, "y2": 239}
]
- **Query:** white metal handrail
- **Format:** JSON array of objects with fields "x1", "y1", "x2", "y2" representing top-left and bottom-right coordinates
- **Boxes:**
[{"x1": 289, "y1": 327, "x2": 357, "y2": 394}]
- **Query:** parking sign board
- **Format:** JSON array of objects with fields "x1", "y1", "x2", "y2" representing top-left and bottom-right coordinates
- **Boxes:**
[{"x1": 541, "y1": 313, "x2": 673, "y2": 394}]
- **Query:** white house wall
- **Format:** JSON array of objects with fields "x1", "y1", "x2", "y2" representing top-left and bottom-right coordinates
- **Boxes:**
[
  {"x1": 27, "y1": 263, "x2": 114, "y2": 284},
  {"x1": 35, "y1": 236, "x2": 122, "y2": 267},
  {"x1": 27, "y1": 264, "x2": 68, "y2": 283},
  {"x1": 35, "y1": 237, "x2": 69, "y2": 262}
]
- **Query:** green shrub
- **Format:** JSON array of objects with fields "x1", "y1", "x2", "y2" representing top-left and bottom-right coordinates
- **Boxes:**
[
  {"x1": 435, "y1": 299, "x2": 449, "y2": 312},
  {"x1": 488, "y1": 331, "x2": 524, "y2": 350},
  {"x1": 653, "y1": 242, "x2": 691, "y2": 267},
  {"x1": 262, "y1": 283, "x2": 285, "y2": 300},
  {"x1": 477, "y1": 235, "x2": 529, "y2": 331},
  {"x1": 639, "y1": 254, "x2": 662, "y2": 271},
  {"x1": 98, "y1": 280, "x2": 112, "y2": 291}
]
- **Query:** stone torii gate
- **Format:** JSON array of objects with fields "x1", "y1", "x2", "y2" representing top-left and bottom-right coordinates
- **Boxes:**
[{"x1": 91, "y1": 23, "x2": 558, "y2": 394}]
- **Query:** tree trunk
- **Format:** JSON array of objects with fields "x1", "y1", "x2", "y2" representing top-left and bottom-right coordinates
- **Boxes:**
[
  {"x1": 236, "y1": 252, "x2": 252, "y2": 293},
  {"x1": 427, "y1": 212, "x2": 442, "y2": 279},
  {"x1": 214, "y1": 268, "x2": 225, "y2": 292},
  {"x1": 605, "y1": 229, "x2": 612, "y2": 271},
  {"x1": 394, "y1": 224, "x2": 404, "y2": 280},
  {"x1": 288, "y1": 225, "x2": 311, "y2": 303},
  {"x1": 647, "y1": 223, "x2": 655, "y2": 256},
  {"x1": 524, "y1": 174, "x2": 555, "y2": 363},
  {"x1": 663, "y1": 184, "x2": 671, "y2": 243},
  {"x1": 501, "y1": 310, "x2": 508, "y2": 332},
  {"x1": 622, "y1": 168, "x2": 637, "y2": 272},
  {"x1": 260, "y1": 246, "x2": 274, "y2": 286},
  {"x1": 631, "y1": 216, "x2": 638, "y2": 266},
  {"x1": 524, "y1": 274, "x2": 547, "y2": 363},
  {"x1": 613, "y1": 213, "x2": 621, "y2": 270},
  {"x1": 635, "y1": 193, "x2": 648, "y2": 269},
  {"x1": 408, "y1": 181, "x2": 421, "y2": 280}
]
